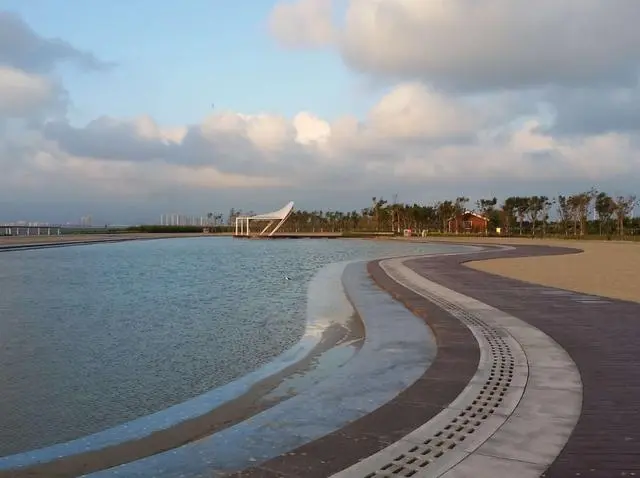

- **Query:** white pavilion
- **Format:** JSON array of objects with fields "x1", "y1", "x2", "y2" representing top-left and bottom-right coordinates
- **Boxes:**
[{"x1": 234, "y1": 201, "x2": 294, "y2": 237}]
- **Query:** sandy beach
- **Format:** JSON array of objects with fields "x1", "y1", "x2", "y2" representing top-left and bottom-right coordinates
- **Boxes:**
[{"x1": 404, "y1": 237, "x2": 640, "y2": 304}]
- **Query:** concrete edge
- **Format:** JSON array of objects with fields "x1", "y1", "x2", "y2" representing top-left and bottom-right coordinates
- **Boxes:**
[
  {"x1": 0, "y1": 261, "x2": 354, "y2": 473},
  {"x1": 330, "y1": 255, "x2": 582, "y2": 478},
  {"x1": 77, "y1": 261, "x2": 436, "y2": 477}
]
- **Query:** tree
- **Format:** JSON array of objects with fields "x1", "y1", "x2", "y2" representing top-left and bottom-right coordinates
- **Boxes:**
[
  {"x1": 513, "y1": 197, "x2": 529, "y2": 235},
  {"x1": 502, "y1": 197, "x2": 518, "y2": 235},
  {"x1": 225, "y1": 190, "x2": 637, "y2": 238},
  {"x1": 391, "y1": 193, "x2": 399, "y2": 233},
  {"x1": 595, "y1": 192, "x2": 616, "y2": 237},
  {"x1": 574, "y1": 188, "x2": 598, "y2": 236},
  {"x1": 567, "y1": 194, "x2": 583, "y2": 236},
  {"x1": 455, "y1": 196, "x2": 469, "y2": 214},
  {"x1": 436, "y1": 200, "x2": 456, "y2": 233},
  {"x1": 476, "y1": 197, "x2": 498, "y2": 235},
  {"x1": 525, "y1": 196, "x2": 549, "y2": 237},
  {"x1": 370, "y1": 197, "x2": 388, "y2": 231},
  {"x1": 556, "y1": 195, "x2": 570, "y2": 236},
  {"x1": 540, "y1": 197, "x2": 554, "y2": 237},
  {"x1": 614, "y1": 195, "x2": 638, "y2": 237}
]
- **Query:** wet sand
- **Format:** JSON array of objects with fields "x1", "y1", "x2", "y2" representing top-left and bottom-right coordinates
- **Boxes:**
[
  {"x1": 0, "y1": 233, "x2": 208, "y2": 248},
  {"x1": 397, "y1": 237, "x2": 640, "y2": 304}
]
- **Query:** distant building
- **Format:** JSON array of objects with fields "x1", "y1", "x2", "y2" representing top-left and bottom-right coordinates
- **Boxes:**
[
  {"x1": 447, "y1": 211, "x2": 489, "y2": 234},
  {"x1": 159, "y1": 214, "x2": 206, "y2": 226}
]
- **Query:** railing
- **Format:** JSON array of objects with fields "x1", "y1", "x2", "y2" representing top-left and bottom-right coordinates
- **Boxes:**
[{"x1": 1, "y1": 226, "x2": 62, "y2": 237}]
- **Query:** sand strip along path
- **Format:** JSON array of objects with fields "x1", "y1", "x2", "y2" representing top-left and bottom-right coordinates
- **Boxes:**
[
  {"x1": 393, "y1": 237, "x2": 640, "y2": 304},
  {"x1": 0, "y1": 233, "x2": 211, "y2": 250},
  {"x1": 403, "y1": 246, "x2": 640, "y2": 476}
]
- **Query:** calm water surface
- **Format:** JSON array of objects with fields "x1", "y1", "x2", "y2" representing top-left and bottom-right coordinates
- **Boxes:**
[{"x1": 0, "y1": 237, "x2": 469, "y2": 456}]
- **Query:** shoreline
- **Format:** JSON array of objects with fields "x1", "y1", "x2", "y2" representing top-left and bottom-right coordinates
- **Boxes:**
[
  {"x1": 86, "y1": 261, "x2": 436, "y2": 477},
  {"x1": 0, "y1": 260, "x2": 365, "y2": 477},
  {"x1": 384, "y1": 236, "x2": 640, "y2": 303},
  {"x1": 0, "y1": 233, "x2": 211, "y2": 251},
  {"x1": 6, "y1": 237, "x2": 635, "y2": 475},
  {"x1": 12, "y1": 241, "x2": 633, "y2": 476},
  {"x1": 0, "y1": 253, "x2": 440, "y2": 477},
  {"x1": 2, "y1": 319, "x2": 363, "y2": 478},
  {"x1": 233, "y1": 243, "x2": 638, "y2": 477}
]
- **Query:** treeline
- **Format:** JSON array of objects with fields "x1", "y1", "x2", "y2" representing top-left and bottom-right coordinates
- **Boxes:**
[
  {"x1": 276, "y1": 190, "x2": 639, "y2": 238},
  {"x1": 127, "y1": 225, "x2": 233, "y2": 234}
]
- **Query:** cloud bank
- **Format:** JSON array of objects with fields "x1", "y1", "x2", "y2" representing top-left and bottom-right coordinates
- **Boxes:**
[{"x1": 2, "y1": 1, "x2": 640, "y2": 222}]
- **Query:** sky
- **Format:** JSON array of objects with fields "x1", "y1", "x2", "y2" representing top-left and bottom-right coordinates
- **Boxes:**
[{"x1": 1, "y1": 0, "x2": 639, "y2": 224}]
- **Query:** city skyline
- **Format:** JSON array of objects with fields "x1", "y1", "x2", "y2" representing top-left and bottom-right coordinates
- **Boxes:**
[{"x1": 1, "y1": 1, "x2": 640, "y2": 222}]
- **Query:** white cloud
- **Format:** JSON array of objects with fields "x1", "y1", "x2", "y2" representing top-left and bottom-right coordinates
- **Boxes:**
[
  {"x1": 24, "y1": 82, "x2": 639, "y2": 198},
  {"x1": 0, "y1": 66, "x2": 57, "y2": 117},
  {"x1": 5, "y1": 136, "x2": 288, "y2": 200},
  {"x1": 3, "y1": 6, "x2": 640, "y2": 222},
  {"x1": 366, "y1": 83, "x2": 482, "y2": 140},
  {"x1": 242, "y1": 114, "x2": 292, "y2": 151},
  {"x1": 292, "y1": 112, "x2": 331, "y2": 145},
  {"x1": 268, "y1": 0, "x2": 336, "y2": 48},
  {"x1": 271, "y1": 0, "x2": 640, "y2": 91}
]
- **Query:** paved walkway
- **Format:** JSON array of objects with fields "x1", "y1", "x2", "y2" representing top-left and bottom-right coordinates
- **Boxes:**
[
  {"x1": 231, "y1": 244, "x2": 640, "y2": 477},
  {"x1": 404, "y1": 245, "x2": 640, "y2": 476},
  {"x1": 228, "y1": 259, "x2": 481, "y2": 478},
  {"x1": 332, "y1": 253, "x2": 582, "y2": 477}
]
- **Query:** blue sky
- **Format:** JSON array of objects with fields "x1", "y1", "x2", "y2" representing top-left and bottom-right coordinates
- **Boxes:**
[{"x1": 3, "y1": 0, "x2": 361, "y2": 126}]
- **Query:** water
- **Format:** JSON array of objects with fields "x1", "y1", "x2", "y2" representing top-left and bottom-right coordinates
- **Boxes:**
[{"x1": 0, "y1": 237, "x2": 469, "y2": 456}]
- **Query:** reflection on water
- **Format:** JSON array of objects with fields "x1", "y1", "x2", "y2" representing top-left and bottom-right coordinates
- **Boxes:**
[
  {"x1": 0, "y1": 237, "x2": 470, "y2": 456},
  {"x1": 262, "y1": 337, "x2": 363, "y2": 403}
]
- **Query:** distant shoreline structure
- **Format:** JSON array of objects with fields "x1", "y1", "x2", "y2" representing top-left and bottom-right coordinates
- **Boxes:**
[{"x1": 234, "y1": 201, "x2": 295, "y2": 237}]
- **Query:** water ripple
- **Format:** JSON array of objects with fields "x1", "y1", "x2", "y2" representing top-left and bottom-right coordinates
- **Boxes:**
[{"x1": 0, "y1": 237, "x2": 474, "y2": 457}]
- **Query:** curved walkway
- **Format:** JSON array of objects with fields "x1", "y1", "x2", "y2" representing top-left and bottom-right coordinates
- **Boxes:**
[
  {"x1": 332, "y1": 254, "x2": 581, "y2": 477},
  {"x1": 404, "y1": 245, "x2": 640, "y2": 476},
  {"x1": 233, "y1": 244, "x2": 640, "y2": 477}
]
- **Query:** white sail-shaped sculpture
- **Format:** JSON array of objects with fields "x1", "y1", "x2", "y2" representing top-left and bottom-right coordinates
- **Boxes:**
[{"x1": 234, "y1": 202, "x2": 294, "y2": 237}]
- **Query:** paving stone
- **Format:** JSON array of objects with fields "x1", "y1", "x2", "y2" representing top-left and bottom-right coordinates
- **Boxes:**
[
  {"x1": 233, "y1": 243, "x2": 640, "y2": 477},
  {"x1": 406, "y1": 244, "x2": 640, "y2": 476}
]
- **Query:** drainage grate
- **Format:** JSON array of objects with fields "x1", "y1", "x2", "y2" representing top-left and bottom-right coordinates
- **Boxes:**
[{"x1": 356, "y1": 263, "x2": 526, "y2": 478}]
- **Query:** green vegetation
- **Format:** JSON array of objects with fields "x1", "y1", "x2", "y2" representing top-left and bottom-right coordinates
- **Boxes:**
[
  {"x1": 125, "y1": 225, "x2": 233, "y2": 234},
  {"x1": 64, "y1": 228, "x2": 126, "y2": 235},
  {"x1": 272, "y1": 191, "x2": 639, "y2": 240},
  {"x1": 55, "y1": 189, "x2": 637, "y2": 241}
]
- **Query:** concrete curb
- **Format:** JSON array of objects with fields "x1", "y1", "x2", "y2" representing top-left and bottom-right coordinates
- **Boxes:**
[{"x1": 331, "y1": 256, "x2": 582, "y2": 477}]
